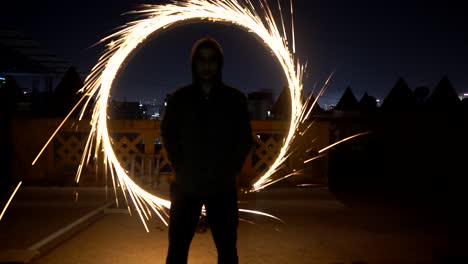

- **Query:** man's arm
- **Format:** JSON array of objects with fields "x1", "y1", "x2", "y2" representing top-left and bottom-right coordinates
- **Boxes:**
[
  {"x1": 160, "y1": 94, "x2": 182, "y2": 173},
  {"x1": 231, "y1": 94, "x2": 254, "y2": 175}
]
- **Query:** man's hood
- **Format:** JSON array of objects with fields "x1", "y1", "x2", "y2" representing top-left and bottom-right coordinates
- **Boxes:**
[{"x1": 190, "y1": 36, "x2": 224, "y2": 85}]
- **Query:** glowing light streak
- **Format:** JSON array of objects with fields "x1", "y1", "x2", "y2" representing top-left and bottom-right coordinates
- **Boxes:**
[
  {"x1": 0, "y1": 181, "x2": 22, "y2": 221},
  {"x1": 250, "y1": 70, "x2": 334, "y2": 192},
  {"x1": 239, "y1": 208, "x2": 285, "y2": 223},
  {"x1": 303, "y1": 154, "x2": 326, "y2": 164},
  {"x1": 290, "y1": 0, "x2": 295, "y2": 54},
  {"x1": 239, "y1": 218, "x2": 257, "y2": 225},
  {"x1": 253, "y1": 169, "x2": 304, "y2": 191},
  {"x1": 318, "y1": 132, "x2": 370, "y2": 154},
  {"x1": 31, "y1": 95, "x2": 88, "y2": 165},
  {"x1": 305, "y1": 144, "x2": 318, "y2": 153},
  {"x1": 301, "y1": 71, "x2": 334, "y2": 123},
  {"x1": 297, "y1": 183, "x2": 322, "y2": 187},
  {"x1": 69, "y1": 0, "x2": 303, "y2": 228},
  {"x1": 299, "y1": 119, "x2": 315, "y2": 136}
]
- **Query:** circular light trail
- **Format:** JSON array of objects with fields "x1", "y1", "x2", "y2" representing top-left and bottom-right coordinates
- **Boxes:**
[{"x1": 35, "y1": 0, "x2": 309, "y2": 231}]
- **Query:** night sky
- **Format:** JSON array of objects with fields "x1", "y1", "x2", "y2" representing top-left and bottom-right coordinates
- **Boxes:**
[{"x1": 2, "y1": 0, "x2": 467, "y2": 107}]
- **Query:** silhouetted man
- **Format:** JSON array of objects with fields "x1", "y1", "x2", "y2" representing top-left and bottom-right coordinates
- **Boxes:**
[{"x1": 161, "y1": 37, "x2": 253, "y2": 264}]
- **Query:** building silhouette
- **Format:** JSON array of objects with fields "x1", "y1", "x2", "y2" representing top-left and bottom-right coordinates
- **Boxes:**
[
  {"x1": 334, "y1": 86, "x2": 359, "y2": 112},
  {"x1": 381, "y1": 77, "x2": 416, "y2": 112},
  {"x1": 359, "y1": 92, "x2": 377, "y2": 112},
  {"x1": 247, "y1": 88, "x2": 274, "y2": 120},
  {"x1": 109, "y1": 100, "x2": 144, "y2": 120},
  {"x1": 427, "y1": 75, "x2": 460, "y2": 111},
  {"x1": 414, "y1": 86, "x2": 430, "y2": 105}
]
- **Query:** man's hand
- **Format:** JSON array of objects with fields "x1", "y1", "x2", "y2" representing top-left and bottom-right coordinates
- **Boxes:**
[{"x1": 166, "y1": 170, "x2": 176, "y2": 184}]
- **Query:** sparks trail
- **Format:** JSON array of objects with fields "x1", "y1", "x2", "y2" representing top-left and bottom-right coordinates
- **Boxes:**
[
  {"x1": 0, "y1": 181, "x2": 22, "y2": 221},
  {"x1": 31, "y1": 0, "x2": 367, "y2": 230}
]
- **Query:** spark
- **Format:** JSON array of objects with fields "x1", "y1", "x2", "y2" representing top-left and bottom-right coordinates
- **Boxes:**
[
  {"x1": 300, "y1": 71, "x2": 334, "y2": 123},
  {"x1": 32, "y1": 95, "x2": 89, "y2": 165},
  {"x1": 318, "y1": 132, "x2": 370, "y2": 153},
  {"x1": 290, "y1": 0, "x2": 295, "y2": 54},
  {"x1": 239, "y1": 218, "x2": 257, "y2": 225},
  {"x1": 303, "y1": 154, "x2": 326, "y2": 164},
  {"x1": 0, "y1": 181, "x2": 22, "y2": 221},
  {"x1": 297, "y1": 183, "x2": 322, "y2": 187},
  {"x1": 253, "y1": 169, "x2": 305, "y2": 190},
  {"x1": 239, "y1": 209, "x2": 285, "y2": 223},
  {"x1": 250, "y1": 68, "x2": 334, "y2": 192}
]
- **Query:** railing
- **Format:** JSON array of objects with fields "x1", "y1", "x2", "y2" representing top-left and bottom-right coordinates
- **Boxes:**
[{"x1": 11, "y1": 119, "x2": 330, "y2": 187}]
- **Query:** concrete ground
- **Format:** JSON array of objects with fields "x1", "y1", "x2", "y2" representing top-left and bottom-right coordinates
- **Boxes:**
[
  {"x1": 0, "y1": 186, "x2": 112, "y2": 263},
  {"x1": 34, "y1": 184, "x2": 453, "y2": 264},
  {"x1": 0, "y1": 187, "x2": 110, "y2": 249}
]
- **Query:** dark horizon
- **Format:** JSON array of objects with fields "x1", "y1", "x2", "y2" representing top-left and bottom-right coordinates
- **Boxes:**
[{"x1": 1, "y1": 0, "x2": 467, "y2": 107}]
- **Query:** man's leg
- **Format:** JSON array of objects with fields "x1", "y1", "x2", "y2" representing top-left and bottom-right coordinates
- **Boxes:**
[
  {"x1": 205, "y1": 190, "x2": 239, "y2": 264},
  {"x1": 166, "y1": 184, "x2": 203, "y2": 264}
]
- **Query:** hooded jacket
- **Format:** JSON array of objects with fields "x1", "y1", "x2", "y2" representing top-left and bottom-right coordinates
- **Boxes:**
[{"x1": 160, "y1": 37, "x2": 253, "y2": 194}]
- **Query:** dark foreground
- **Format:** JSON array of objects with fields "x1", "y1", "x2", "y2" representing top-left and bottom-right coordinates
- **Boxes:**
[{"x1": 0, "y1": 184, "x2": 462, "y2": 263}]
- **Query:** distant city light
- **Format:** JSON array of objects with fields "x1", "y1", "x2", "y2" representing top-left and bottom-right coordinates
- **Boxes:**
[
  {"x1": 164, "y1": 102, "x2": 167, "y2": 107},
  {"x1": 324, "y1": 104, "x2": 335, "y2": 111}
]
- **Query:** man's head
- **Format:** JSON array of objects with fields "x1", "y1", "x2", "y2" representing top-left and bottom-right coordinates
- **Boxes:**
[{"x1": 191, "y1": 37, "x2": 224, "y2": 84}]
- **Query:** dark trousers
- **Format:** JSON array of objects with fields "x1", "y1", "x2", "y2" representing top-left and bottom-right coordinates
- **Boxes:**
[{"x1": 166, "y1": 184, "x2": 239, "y2": 264}]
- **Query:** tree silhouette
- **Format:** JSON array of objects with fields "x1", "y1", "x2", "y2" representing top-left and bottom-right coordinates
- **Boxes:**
[
  {"x1": 427, "y1": 76, "x2": 460, "y2": 111},
  {"x1": 51, "y1": 66, "x2": 84, "y2": 117},
  {"x1": 359, "y1": 92, "x2": 377, "y2": 112},
  {"x1": 462, "y1": 98, "x2": 468, "y2": 113},
  {"x1": 414, "y1": 86, "x2": 430, "y2": 104},
  {"x1": 271, "y1": 86, "x2": 290, "y2": 120},
  {"x1": 381, "y1": 77, "x2": 416, "y2": 112},
  {"x1": 334, "y1": 86, "x2": 359, "y2": 112}
]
